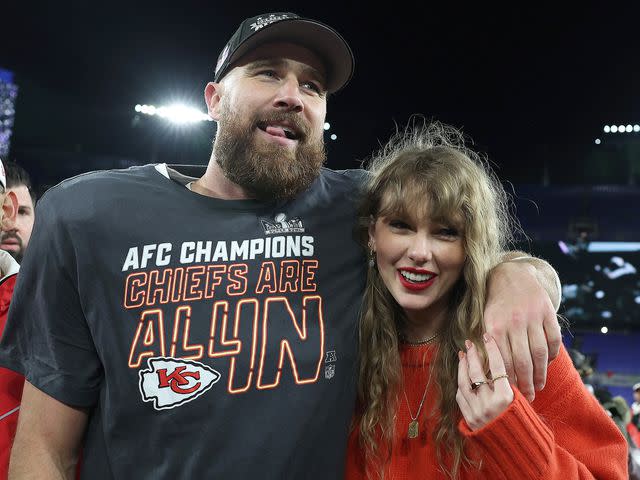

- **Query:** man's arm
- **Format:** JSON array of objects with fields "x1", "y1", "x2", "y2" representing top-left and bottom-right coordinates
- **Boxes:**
[
  {"x1": 483, "y1": 251, "x2": 562, "y2": 403},
  {"x1": 9, "y1": 381, "x2": 87, "y2": 479},
  {"x1": 500, "y1": 251, "x2": 562, "y2": 311}
]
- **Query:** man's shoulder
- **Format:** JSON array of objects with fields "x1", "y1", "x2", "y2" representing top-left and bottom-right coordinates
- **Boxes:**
[
  {"x1": 315, "y1": 168, "x2": 370, "y2": 199},
  {"x1": 320, "y1": 167, "x2": 369, "y2": 186},
  {"x1": 38, "y1": 165, "x2": 167, "y2": 211},
  {"x1": 35, "y1": 164, "x2": 163, "y2": 222},
  {"x1": 44, "y1": 164, "x2": 158, "y2": 197},
  {"x1": 294, "y1": 168, "x2": 369, "y2": 210}
]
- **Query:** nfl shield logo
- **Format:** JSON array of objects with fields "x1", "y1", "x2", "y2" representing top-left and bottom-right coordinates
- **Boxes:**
[{"x1": 325, "y1": 365, "x2": 335, "y2": 379}]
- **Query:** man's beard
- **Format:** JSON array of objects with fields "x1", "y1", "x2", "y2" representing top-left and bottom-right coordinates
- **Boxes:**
[
  {"x1": 0, "y1": 232, "x2": 24, "y2": 263},
  {"x1": 213, "y1": 102, "x2": 326, "y2": 201}
]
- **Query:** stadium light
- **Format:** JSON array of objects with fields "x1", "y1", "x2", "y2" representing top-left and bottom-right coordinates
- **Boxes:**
[
  {"x1": 587, "y1": 242, "x2": 640, "y2": 252},
  {"x1": 134, "y1": 103, "x2": 213, "y2": 124}
]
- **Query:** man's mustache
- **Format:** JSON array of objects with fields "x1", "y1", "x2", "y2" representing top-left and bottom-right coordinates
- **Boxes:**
[{"x1": 0, "y1": 232, "x2": 22, "y2": 246}]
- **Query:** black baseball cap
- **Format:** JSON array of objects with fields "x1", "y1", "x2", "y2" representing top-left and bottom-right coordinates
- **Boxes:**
[{"x1": 214, "y1": 12, "x2": 354, "y2": 93}]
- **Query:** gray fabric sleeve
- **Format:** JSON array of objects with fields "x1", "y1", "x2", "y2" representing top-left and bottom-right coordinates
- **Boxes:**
[{"x1": 0, "y1": 187, "x2": 102, "y2": 407}]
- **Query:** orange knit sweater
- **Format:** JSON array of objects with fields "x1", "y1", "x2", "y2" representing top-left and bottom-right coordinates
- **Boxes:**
[{"x1": 344, "y1": 344, "x2": 628, "y2": 479}]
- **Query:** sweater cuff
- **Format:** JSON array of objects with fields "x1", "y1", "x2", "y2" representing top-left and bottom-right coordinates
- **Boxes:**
[{"x1": 458, "y1": 388, "x2": 554, "y2": 480}]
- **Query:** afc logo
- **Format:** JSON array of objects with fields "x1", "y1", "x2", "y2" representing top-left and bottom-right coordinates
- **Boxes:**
[{"x1": 139, "y1": 357, "x2": 221, "y2": 410}]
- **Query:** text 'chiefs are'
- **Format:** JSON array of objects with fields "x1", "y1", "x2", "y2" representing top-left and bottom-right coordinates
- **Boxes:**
[{"x1": 124, "y1": 259, "x2": 319, "y2": 309}]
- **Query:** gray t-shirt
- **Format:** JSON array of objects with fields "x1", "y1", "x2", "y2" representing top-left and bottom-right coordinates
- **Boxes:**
[{"x1": 0, "y1": 164, "x2": 367, "y2": 479}]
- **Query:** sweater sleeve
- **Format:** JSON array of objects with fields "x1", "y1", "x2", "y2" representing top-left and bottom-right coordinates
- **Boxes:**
[{"x1": 458, "y1": 345, "x2": 628, "y2": 480}]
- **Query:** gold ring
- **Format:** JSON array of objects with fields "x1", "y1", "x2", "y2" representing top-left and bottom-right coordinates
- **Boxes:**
[
  {"x1": 470, "y1": 380, "x2": 488, "y2": 390},
  {"x1": 491, "y1": 373, "x2": 509, "y2": 382}
]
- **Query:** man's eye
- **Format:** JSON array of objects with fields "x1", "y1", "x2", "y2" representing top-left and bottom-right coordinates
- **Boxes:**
[
  {"x1": 258, "y1": 70, "x2": 278, "y2": 78},
  {"x1": 302, "y1": 81, "x2": 323, "y2": 94}
]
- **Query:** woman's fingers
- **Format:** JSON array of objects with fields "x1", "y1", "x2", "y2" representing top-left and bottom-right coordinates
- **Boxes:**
[
  {"x1": 456, "y1": 351, "x2": 473, "y2": 416},
  {"x1": 484, "y1": 333, "x2": 515, "y2": 402},
  {"x1": 464, "y1": 339, "x2": 489, "y2": 393},
  {"x1": 457, "y1": 337, "x2": 515, "y2": 431}
]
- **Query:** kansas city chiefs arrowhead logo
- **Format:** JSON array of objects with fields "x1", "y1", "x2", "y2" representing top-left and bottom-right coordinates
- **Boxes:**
[{"x1": 139, "y1": 357, "x2": 221, "y2": 410}]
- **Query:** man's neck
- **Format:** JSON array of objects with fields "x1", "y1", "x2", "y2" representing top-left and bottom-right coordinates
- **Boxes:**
[{"x1": 191, "y1": 155, "x2": 252, "y2": 200}]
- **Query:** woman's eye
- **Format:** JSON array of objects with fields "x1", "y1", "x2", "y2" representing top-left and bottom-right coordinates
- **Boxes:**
[
  {"x1": 389, "y1": 220, "x2": 410, "y2": 230},
  {"x1": 438, "y1": 227, "x2": 459, "y2": 237}
]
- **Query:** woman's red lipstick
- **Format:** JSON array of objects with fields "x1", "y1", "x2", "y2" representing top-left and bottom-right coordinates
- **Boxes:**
[{"x1": 397, "y1": 268, "x2": 437, "y2": 291}]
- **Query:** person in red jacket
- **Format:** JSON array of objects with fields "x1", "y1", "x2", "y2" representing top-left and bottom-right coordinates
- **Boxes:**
[
  {"x1": 345, "y1": 122, "x2": 628, "y2": 479},
  {"x1": 0, "y1": 157, "x2": 20, "y2": 479}
]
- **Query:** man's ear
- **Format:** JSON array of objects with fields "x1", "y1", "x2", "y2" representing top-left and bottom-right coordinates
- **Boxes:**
[
  {"x1": 204, "y1": 82, "x2": 224, "y2": 121},
  {"x1": 1, "y1": 190, "x2": 18, "y2": 231}
]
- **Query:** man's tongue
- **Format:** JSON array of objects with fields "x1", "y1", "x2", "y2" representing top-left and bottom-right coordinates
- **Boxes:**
[{"x1": 265, "y1": 126, "x2": 287, "y2": 138}]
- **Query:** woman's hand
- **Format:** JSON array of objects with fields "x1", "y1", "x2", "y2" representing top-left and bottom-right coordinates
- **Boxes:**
[{"x1": 456, "y1": 334, "x2": 514, "y2": 431}]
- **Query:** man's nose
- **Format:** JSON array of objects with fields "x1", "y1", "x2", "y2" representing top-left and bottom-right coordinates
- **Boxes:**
[{"x1": 273, "y1": 77, "x2": 304, "y2": 113}]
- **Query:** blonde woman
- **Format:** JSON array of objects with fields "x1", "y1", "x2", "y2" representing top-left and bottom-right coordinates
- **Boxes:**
[{"x1": 345, "y1": 123, "x2": 627, "y2": 479}]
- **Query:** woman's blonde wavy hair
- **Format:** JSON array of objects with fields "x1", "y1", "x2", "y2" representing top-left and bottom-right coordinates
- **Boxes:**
[{"x1": 356, "y1": 120, "x2": 517, "y2": 478}]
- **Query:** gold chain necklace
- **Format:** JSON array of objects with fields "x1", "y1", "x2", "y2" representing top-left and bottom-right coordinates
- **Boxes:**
[
  {"x1": 399, "y1": 330, "x2": 440, "y2": 346},
  {"x1": 401, "y1": 332, "x2": 438, "y2": 439},
  {"x1": 403, "y1": 370, "x2": 434, "y2": 439}
]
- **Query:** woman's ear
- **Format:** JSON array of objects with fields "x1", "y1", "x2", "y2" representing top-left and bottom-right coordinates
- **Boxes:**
[{"x1": 367, "y1": 217, "x2": 376, "y2": 251}]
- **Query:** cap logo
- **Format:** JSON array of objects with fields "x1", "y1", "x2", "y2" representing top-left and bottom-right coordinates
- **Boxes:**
[{"x1": 250, "y1": 14, "x2": 292, "y2": 32}]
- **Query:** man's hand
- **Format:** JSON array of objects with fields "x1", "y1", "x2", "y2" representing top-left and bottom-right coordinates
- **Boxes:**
[{"x1": 483, "y1": 259, "x2": 561, "y2": 402}]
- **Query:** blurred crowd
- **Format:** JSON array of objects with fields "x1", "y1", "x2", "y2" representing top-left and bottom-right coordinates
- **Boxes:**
[{"x1": 569, "y1": 347, "x2": 640, "y2": 478}]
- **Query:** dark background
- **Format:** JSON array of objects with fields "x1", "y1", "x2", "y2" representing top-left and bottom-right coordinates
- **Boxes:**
[{"x1": 3, "y1": 2, "x2": 640, "y2": 188}]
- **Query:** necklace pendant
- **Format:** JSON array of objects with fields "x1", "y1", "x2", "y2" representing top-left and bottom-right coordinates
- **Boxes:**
[{"x1": 408, "y1": 420, "x2": 419, "y2": 439}]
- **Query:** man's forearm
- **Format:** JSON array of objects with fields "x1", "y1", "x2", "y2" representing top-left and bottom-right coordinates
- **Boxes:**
[
  {"x1": 499, "y1": 250, "x2": 562, "y2": 311},
  {"x1": 9, "y1": 382, "x2": 87, "y2": 480},
  {"x1": 9, "y1": 439, "x2": 77, "y2": 480}
]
